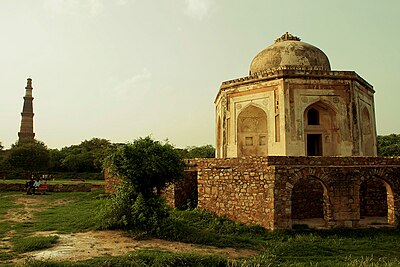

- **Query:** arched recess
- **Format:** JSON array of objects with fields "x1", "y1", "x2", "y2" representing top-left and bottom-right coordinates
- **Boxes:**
[
  {"x1": 216, "y1": 117, "x2": 222, "y2": 158},
  {"x1": 361, "y1": 107, "x2": 374, "y2": 156},
  {"x1": 304, "y1": 101, "x2": 337, "y2": 156},
  {"x1": 237, "y1": 105, "x2": 267, "y2": 157},
  {"x1": 359, "y1": 177, "x2": 395, "y2": 226},
  {"x1": 291, "y1": 176, "x2": 330, "y2": 228}
]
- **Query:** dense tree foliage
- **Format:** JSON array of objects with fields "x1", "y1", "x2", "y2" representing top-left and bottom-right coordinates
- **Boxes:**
[
  {"x1": 8, "y1": 139, "x2": 50, "y2": 175},
  {"x1": 50, "y1": 138, "x2": 112, "y2": 173},
  {"x1": 377, "y1": 134, "x2": 400, "y2": 156},
  {"x1": 178, "y1": 145, "x2": 215, "y2": 159},
  {"x1": 0, "y1": 156, "x2": 12, "y2": 179},
  {"x1": 100, "y1": 136, "x2": 185, "y2": 233}
]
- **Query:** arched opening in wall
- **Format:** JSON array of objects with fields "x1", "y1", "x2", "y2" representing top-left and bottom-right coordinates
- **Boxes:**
[
  {"x1": 361, "y1": 107, "x2": 374, "y2": 156},
  {"x1": 359, "y1": 177, "x2": 394, "y2": 227},
  {"x1": 308, "y1": 108, "x2": 320, "y2": 125},
  {"x1": 291, "y1": 177, "x2": 328, "y2": 229},
  {"x1": 237, "y1": 105, "x2": 267, "y2": 157},
  {"x1": 216, "y1": 117, "x2": 222, "y2": 158},
  {"x1": 304, "y1": 102, "x2": 337, "y2": 156}
]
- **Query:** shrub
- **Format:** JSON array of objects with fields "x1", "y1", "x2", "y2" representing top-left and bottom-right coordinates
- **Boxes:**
[
  {"x1": 99, "y1": 136, "x2": 184, "y2": 235},
  {"x1": 98, "y1": 183, "x2": 169, "y2": 235}
]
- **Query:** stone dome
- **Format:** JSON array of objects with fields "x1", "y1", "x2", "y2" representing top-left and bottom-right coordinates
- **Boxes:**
[{"x1": 249, "y1": 32, "x2": 331, "y2": 75}]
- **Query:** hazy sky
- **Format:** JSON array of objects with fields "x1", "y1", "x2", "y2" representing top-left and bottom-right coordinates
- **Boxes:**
[{"x1": 1, "y1": 0, "x2": 399, "y2": 149}]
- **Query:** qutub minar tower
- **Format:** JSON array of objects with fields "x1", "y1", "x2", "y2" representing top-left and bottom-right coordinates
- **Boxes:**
[{"x1": 18, "y1": 78, "x2": 35, "y2": 141}]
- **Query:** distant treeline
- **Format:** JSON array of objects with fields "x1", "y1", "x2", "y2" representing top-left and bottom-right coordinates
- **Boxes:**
[
  {"x1": 377, "y1": 134, "x2": 400, "y2": 156},
  {"x1": 0, "y1": 137, "x2": 215, "y2": 180},
  {"x1": 1, "y1": 134, "x2": 398, "y2": 180}
]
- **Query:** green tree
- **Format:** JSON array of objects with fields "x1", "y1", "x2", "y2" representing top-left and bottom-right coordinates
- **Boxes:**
[
  {"x1": 106, "y1": 136, "x2": 184, "y2": 197},
  {"x1": 77, "y1": 138, "x2": 112, "y2": 171},
  {"x1": 0, "y1": 156, "x2": 12, "y2": 179},
  {"x1": 51, "y1": 138, "x2": 112, "y2": 173},
  {"x1": 183, "y1": 145, "x2": 215, "y2": 159},
  {"x1": 48, "y1": 148, "x2": 65, "y2": 172},
  {"x1": 8, "y1": 139, "x2": 50, "y2": 176},
  {"x1": 377, "y1": 134, "x2": 400, "y2": 156},
  {"x1": 100, "y1": 136, "x2": 185, "y2": 233},
  {"x1": 0, "y1": 142, "x2": 3, "y2": 150}
]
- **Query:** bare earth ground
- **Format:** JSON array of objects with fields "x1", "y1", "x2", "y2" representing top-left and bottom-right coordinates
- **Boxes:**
[
  {"x1": 25, "y1": 230, "x2": 257, "y2": 262},
  {"x1": 0, "y1": 195, "x2": 257, "y2": 264},
  {"x1": 3, "y1": 195, "x2": 390, "y2": 264},
  {"x1": 293, "y1": 217, "x2": 390, "y2": 229}
]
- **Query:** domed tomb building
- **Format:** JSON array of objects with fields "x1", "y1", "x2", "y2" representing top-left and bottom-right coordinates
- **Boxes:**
[
  {"x1": 106, "y1": 32, "x2": 400, "y2": 229},
  {"x1": 215, "y1": 32, "x2": 376, "y2": 158}
]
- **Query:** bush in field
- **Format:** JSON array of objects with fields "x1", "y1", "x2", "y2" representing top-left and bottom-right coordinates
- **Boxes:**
[{"x1": 100, "y1": 136, "x2": 184, "y2": 234}]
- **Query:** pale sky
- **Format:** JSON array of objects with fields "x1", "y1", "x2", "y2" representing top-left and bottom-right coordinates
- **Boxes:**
[{"x1": 1, "y1": 0, "x2": 399, "y2": 149}]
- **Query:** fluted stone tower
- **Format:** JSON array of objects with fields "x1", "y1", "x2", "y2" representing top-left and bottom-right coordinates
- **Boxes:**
[{"x1": 18, "y1": 78, "x2": 35, "y2": 141}]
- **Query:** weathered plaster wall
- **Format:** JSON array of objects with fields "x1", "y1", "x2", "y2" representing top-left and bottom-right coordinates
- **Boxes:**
[{"x1": 215, "y1": 68, "x2": 376, "y2": 158}]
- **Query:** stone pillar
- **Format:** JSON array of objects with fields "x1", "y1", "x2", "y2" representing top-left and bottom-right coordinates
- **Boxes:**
[
  {"x1": 330, "y1": 176, "x2": 359, "y2": 228},
  {"x1": 18, "y1": 78, "x2": 35, "y2": 141}
]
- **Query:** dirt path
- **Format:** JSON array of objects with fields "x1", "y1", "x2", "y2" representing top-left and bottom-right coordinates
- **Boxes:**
[
  {"x1": 1, "y1": 195, "x2": 258, "y2": 264},
  {"x1": 21, "y1": 230, "x2": 257, "y2": 263},
  {"x1": 2, "y1": 196, "x2": 46, "y2": 223},
  {"x1": 1, "y1": 195, "x2": 48, "y2": 259}
]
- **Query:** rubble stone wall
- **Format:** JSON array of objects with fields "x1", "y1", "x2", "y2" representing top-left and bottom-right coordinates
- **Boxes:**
[
  {"x1": 103, "y1": 156, "x2": 400, "y2": 230},
  {"x1": 291, "y1": 178, "x2": 324, "y2": 219},
  {"x1": 189, "y1": 157, "x2": 400, "y2": 229},
  {"x1": 0, "y1": 183, "x2": 102, "y2": 192}
]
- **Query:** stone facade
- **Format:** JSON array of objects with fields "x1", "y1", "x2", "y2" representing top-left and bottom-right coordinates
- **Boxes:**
[
  {"x1": 186, "y1": 157, "x2": 400, "y2": 230},
  {"x1": 215, "y1": 33, "x2": 377, "y2": 158},
  {"x1": 104, "y1": 156, "x2": 400, "y2": 229}
]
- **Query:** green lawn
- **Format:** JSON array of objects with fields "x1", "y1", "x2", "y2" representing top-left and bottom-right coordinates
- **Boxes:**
[{"x1": 0, "y1": 191, "x2": 399, "y2": 266}]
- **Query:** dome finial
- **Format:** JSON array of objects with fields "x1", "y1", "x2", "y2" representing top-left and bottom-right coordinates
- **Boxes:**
[{"x1": 275, "y1": 32, "x2": 301, "y2": 43}]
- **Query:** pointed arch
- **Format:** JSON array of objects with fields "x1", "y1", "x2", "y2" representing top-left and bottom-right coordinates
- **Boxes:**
[
  {"x1": 361, "y1": 106, "x2": 374, "y2": 156},
  {"x1": 304, "y1": 101, "x2": 338, "y2": 156},
  {"x1": 307, "y1": 108, "x2": 320, "y2": 125},
  {"x1": 358, "y1": 176, "x2": 395, "y2": 226},
  {"x1": 290, "y1": 175, "x2": 330, "y2": 229},
  {"x1": 216, "y1": 116, "x2": 222, "y2": 158},
  {"x1": 237, "y1": 104, "x2": 267, "y2": 157}
]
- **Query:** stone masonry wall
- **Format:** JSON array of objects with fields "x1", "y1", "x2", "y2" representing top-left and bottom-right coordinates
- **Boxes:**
[
  {"x1": 190, "y1": 156, "x2": 400, "y2": 230},
  {"x1": 104, "y1": 169, "x2": 122, "y2": 194},
  {"x1": 0, "y1": 183, "x2": 102, "y2": 192},
  {"x1": 191, "y1": 157, "x2": 276, "y2": 229},
  {"x1": 271, "y1": 161, "x2": 400, "y2": 229},
  {"x1": 360, "y1": 178, "x2": 387, "y2": 217},
  {"x1": 291, "y1": 178, "x2": 324, "y2": 219},
  {"x1": 103, "y1": 156, "x2": 400, "y2": 230},
  {"x1": 161, "y1": 170, "x2": 198, "y2": 209}
]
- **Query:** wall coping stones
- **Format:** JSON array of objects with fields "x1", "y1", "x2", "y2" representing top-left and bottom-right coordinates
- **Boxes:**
[{"x1": 186, "y1": 156, "x2": 400, "y2": 170}]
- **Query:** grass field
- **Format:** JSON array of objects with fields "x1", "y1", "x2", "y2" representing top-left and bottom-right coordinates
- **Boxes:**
[{"x1": 0, "y1": 190, "x2": 399, "y2": 266}]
